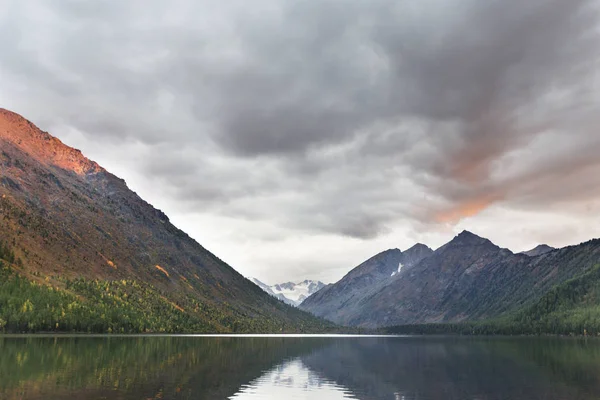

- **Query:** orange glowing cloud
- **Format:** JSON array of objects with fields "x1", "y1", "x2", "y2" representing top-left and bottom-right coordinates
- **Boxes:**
[{"x1": 434, "y1": 196, "x2": 498, "y2": 224}]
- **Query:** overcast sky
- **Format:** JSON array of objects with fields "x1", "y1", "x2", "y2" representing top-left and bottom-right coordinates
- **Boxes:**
[{"x1": 2, "y1": 0, "x2": 600, "y2": 284}]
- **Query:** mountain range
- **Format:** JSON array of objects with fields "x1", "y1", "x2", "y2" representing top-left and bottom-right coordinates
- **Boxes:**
[
  {"x1": 2, "y1": 106, "x2": 600, "y2": 335},
  {"x1": 0, "y1": 108, "x2": 332, "y2": 333},
  {"x1": 301, "y1": 231, "x2": 600, "y2": 329},
  {"x1": 250, "y1": 278, "x2": 326, "y2": 306}
]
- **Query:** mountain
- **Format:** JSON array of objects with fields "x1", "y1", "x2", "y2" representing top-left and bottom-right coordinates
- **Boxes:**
[
  {"x1": 301, "y1": 230, "x2": 600, "y2": 328},
  {"x1": 521, "y1": 244, "x2": 555, "y2": 257},
  {"x1": 300, "y1": 243, "x2": 433, "y2": 324},
  {"x1": 388, "y1": 251, "x2": 600, "y2": 336},
  {"x1": 0, "y1": 108, "x2": 333, "y2": 333},
  {"x1": 250, "y1": 278, "x2": 326, "y2": 306}
]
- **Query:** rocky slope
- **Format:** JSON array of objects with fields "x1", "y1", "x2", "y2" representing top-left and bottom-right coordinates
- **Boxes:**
[
  {"x1": 250, "y1": 278, "x2": 326, "y2": 306},
  {"x1": 301, "y1": 231, "x2": 600, "y2": 328},
  {"x1": 300, "y1": 243, "x2": 433, "y2": 324},
  {"x1": 0, "y1": 107, "x2": 332, "y2": 333}
]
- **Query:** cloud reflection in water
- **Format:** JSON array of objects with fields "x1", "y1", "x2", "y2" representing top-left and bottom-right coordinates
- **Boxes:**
[{"x1": 230, "y1": 358, "x2": 357, "y2": 399}]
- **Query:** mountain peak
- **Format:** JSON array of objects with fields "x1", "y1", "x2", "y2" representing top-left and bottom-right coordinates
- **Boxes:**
[
  {"x1": 521, "y1": 244, "x2": 555, "y2": 257},
  {"x1": 458, "y1": 229, "x2": 478, "y2": 237},
  {"x1": 443, "y1": 230, "x2": 499, "y2": 250},
  {"x1": 455, "y1": 230, "x2": 483, "y2": 242},
  {"x1": 401, "y1": 243, "x2": 434, "y2": 267},
  {"x1": 0, "y1": 108, "x2": 103, "y2": 175},
  {"x1": 405, "y1": 243, "x2": 433, "y2": 254}
]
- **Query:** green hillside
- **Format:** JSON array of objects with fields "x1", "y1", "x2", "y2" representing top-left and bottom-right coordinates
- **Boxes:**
[
  {"x1": 0, "y1": 242, "x2": 334, "y2": 334},
  {"x1": 509, "y1": 264, "x2": 600, "y2": 335},
  {"x1": 386, "y1": 264, "x2": 600, "y2": 336},
  {"x1": 0, "y1": 263, "x2": 334, "y2": 334}
]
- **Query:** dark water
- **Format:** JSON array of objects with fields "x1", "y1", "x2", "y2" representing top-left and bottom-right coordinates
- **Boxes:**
[{"x1": 2, "y1": 335, "x2": 600, "y2": 399}]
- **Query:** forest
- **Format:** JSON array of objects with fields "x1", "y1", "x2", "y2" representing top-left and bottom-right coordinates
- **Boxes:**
[{"x1": 0, "y1": 241, "x2": 333, "y2": 334}]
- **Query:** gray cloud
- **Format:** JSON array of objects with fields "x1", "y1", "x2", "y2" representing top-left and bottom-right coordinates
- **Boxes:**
[{"x1": 2, "y1": 0, "x2": 600, "y2": 281}]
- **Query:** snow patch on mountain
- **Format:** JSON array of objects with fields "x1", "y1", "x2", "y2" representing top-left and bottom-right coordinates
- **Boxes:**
[
  {"x1": 391, "y1": 262, "x2": 404, "y2": 277},
  {"x1": 250, "y1": 278, "x2": 326, "y2": 307}
]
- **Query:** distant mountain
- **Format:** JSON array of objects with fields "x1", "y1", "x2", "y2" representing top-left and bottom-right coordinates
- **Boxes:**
[
  {"x1": 301, "y1": 230, "x2": 600, "y2": 328},
  {"x1": 388, "y1": 248, "x2": 600, "y2": 336},
  {"x1": 300, "y1": 243, "x2": 433, "y2": 323},
  {"x1": 250, "y1": 278, "x2": 326, "y2": 306},
  {"x1": 521, "y1": 244, "x2": 555, "y2": 257},
  {"x1": 0, "y1": 108, "x2": 333, "y2": 333}
]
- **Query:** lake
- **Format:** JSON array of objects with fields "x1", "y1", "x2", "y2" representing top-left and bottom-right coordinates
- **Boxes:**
[{"x1": 1, "y1": 335, "x2": 600, "y2": 399}]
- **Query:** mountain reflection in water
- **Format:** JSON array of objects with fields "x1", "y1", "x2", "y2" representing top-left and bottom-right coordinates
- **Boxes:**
[{"x1": 2, "y1": 335, "x2": 600, "y2": 399}]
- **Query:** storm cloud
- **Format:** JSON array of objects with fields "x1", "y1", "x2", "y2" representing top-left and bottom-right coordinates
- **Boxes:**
[{"x1": 1, "y1": 0, "x2": 600, "y2": 282}]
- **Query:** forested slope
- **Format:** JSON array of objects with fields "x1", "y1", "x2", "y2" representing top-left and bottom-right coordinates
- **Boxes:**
[{"x1": 386, "y1": 263, "x2": 600, "y2": 336}]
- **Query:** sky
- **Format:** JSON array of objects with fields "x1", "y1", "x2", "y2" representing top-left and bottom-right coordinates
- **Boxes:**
[{"x1": 1, "y1": 0, "x2": 600, "y2": 284}]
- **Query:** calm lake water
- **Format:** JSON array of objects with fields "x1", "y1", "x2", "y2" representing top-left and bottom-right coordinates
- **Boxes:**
[{"x1": 1, "y1": 335, "x2": 600, "y2": 399}]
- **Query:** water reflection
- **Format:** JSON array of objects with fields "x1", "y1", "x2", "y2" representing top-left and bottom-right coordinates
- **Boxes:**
[
  {"x1": 231, "y1": 359, "x2": 357, "y2": 399},
  {"x1": 2, "y1": 335, "x2": 600, "y2": 399},
  {"x1": 0, "y1": 336, "x2": 331, "y2": 399}
]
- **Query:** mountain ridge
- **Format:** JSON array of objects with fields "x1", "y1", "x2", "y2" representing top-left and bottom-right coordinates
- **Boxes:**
[
  {"x1": 301, "y1": 232, "x2": 600, "y2": 328},
  {"x1": 0, "y1": 108, "x2": 103, "y2": 175}
]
